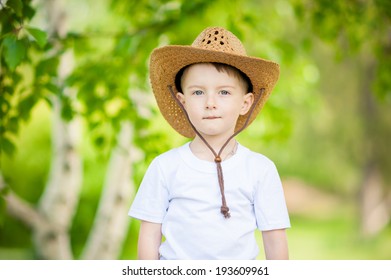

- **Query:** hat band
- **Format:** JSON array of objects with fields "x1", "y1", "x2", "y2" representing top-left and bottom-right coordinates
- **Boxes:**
[{"x1": 168, "y1": 86, "x2": 264, "y2": 218}]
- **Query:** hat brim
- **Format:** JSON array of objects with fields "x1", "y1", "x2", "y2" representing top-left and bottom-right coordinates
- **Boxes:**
[{"x1": 149, "y1": 45, "x2": 280, "y2": 138}]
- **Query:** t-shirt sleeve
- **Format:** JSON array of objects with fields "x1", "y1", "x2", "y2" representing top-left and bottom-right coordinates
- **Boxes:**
[
  {"x1": 128, "y1": 158, "x2": 169, "y2": 224},
  {"x1": 254, "y1": 161, "x2": 290, "y2": 231}
]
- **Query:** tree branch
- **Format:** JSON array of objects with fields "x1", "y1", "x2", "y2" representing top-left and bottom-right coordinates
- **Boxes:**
[{"x1": 0, "y1": 173, "x2": 46, "y2": 230}]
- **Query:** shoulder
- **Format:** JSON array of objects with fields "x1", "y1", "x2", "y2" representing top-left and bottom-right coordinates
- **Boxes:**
[
  {"x1": 241, "y1": 145, "x2": 276, "y2": 170},
  {"x1": 148, "y1": 143, "x2": 186, "y2": 172},
  {"x1": 237, "y1": 145, "x2": 280, "y2": 184},
  {"x1": 154, "y1": 145, "x2": 182, "y2": 162}
]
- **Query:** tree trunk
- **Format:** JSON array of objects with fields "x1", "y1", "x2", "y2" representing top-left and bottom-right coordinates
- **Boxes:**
[
  {"x1": 358, "y1": 57, "x2": 391, "y2": 237},
  {"x1": 34, "y1": 0, "x2": 82, "y2": 259},
  {"x1": 359, "y1": 162, "x2": 390, "y2": 237},
  {"x1": 34, "y1": 95, "x2": 82, "y2": 259},
  {"x1": 82, "y1": 122, "x2": 137, "y2": 259}
]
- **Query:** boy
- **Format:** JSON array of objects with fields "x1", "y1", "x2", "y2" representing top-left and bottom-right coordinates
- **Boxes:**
[{"x1": 129, "y1": 27, "x2": 290, "y2": 260}]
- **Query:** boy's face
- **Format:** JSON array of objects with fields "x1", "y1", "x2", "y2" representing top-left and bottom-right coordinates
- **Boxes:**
[{"x1": 177, "y1": 63, "x2": 254, "y2": 140}]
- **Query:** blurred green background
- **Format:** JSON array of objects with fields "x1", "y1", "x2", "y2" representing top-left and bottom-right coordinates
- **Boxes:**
[{"x1": 1, "y1": 0, "x2": 390, "y2": 260}]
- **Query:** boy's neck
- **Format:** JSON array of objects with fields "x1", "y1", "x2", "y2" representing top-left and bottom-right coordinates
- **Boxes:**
[{"x1": 190, "y1": 135, "x2": 238, "y2": 162}]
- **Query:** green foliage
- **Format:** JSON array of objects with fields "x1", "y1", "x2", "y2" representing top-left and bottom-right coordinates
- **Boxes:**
[
  {"x1": 292, "y1": 0, "x2": 391, "y2": 100},
  {"x1": 292, "y1": 0, "x2": 391, "y2": 187},
  {"x1": 0, "y1": 0, "x2": 52, "y2": 157}
]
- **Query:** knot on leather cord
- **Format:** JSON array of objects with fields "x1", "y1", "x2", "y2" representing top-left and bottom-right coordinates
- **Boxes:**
[
  {"x1": 214, "y1": 156, "x2": 222, "y2": 163},
  {"x1": 221, "y1": 206, "x2": 231, "y2": 219}
]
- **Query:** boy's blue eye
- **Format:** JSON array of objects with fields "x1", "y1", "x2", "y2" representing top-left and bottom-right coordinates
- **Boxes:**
[
  {"x1": 193, "y1": 90, "x2": 204, "y2": 95},
  {"x1": 219, "y1": 90, "x2": 230, "y2": 95}
]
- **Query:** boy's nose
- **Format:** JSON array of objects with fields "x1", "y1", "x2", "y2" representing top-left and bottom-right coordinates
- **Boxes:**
[{"x1": 205, "y1": 94, "x2": 217, "y2": 109}]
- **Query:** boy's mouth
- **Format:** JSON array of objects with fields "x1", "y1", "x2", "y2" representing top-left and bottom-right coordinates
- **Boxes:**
[{"x1": 203, "y1": 116, "x2": 221, "y2": 120}]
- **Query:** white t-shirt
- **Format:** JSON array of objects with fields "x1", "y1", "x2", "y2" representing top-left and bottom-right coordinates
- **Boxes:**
[{"x1": 129, "y1": 142, "x2": 290, "y2": 260}]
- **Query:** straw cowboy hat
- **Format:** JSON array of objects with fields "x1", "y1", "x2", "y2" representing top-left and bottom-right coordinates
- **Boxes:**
[{"x1": 149, "y1": 26, "x2": 280, "y2": 138}]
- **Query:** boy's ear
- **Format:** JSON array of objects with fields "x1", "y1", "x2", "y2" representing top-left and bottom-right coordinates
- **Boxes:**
[
  {"x1": 240, "y1": 93, "x2": 254, "y2": 115},
  {"x1": 176, "y1": 92, "x2": 185, "y2": 105}
]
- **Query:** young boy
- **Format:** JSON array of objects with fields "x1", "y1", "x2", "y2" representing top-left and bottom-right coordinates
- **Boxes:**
[{"x1": 129, "y1": 27, "x2": 290, "y2": 260}]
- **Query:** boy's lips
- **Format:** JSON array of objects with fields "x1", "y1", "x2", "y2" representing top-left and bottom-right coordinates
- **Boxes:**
[{"x1": 203, "y1": 116, "x2": 221, "y2": 120}]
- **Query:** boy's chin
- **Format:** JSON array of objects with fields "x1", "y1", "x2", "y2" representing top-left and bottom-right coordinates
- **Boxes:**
[{"x1": 196, "y1": 129, "x2": 234, "y2": 139}]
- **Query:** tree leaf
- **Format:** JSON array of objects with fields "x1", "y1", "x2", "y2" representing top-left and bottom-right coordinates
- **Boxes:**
[
  {"x1": 44, "y1": 83, "x2": 59, "y2": 94},
  {"x1": 7, "y1": 0, "x2": 23, "y2": 17},
  {"x1": 7, "y1": 117, "x2": 19, "y2": 134},
  {"x1": 2, "y1": 36, "x2": 26, "y2": 70},
  {"x1": 17, "y1": 95, "x2": 36, "y2": 121},
  {"x1": 26, "y1": 27, "x2": 47, "y2": 48},
  {"x1": 1, "y1": 137, "x2": 16, "y2": 156}
]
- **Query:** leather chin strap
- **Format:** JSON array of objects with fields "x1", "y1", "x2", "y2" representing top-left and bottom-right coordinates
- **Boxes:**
[{"x1": 168, "y1": 86, "x2": 264, "y2": 218}]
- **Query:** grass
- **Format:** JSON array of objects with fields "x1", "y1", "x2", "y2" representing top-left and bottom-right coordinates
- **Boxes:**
[{"x1": 279, "y1": 215, "x2": 391, "y2": 260}]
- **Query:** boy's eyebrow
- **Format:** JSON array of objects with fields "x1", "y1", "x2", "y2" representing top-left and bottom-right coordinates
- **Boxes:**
[
  {"x1": 186, "y1": 85, "x2": 205, "y2": 89},
  {"x1": 218, "y1": 85, "x2": 236, "y2": 89},
  {"x1": 185, "y1": 85, "x2": 237, "y2": 89}
]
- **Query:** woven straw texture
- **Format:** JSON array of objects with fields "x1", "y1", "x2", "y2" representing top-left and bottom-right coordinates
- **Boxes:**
[{"x1": 149, "y1": 27, "x2": 280, "y2": 138}]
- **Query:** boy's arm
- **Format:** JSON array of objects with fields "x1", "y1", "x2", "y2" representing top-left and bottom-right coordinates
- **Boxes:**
[
  {"x1": 261, "y1": 229, "x2": 289, "y2": 260},
  {"x1": 138, "y1": 221, "x2": 162, "y2": 260}
]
